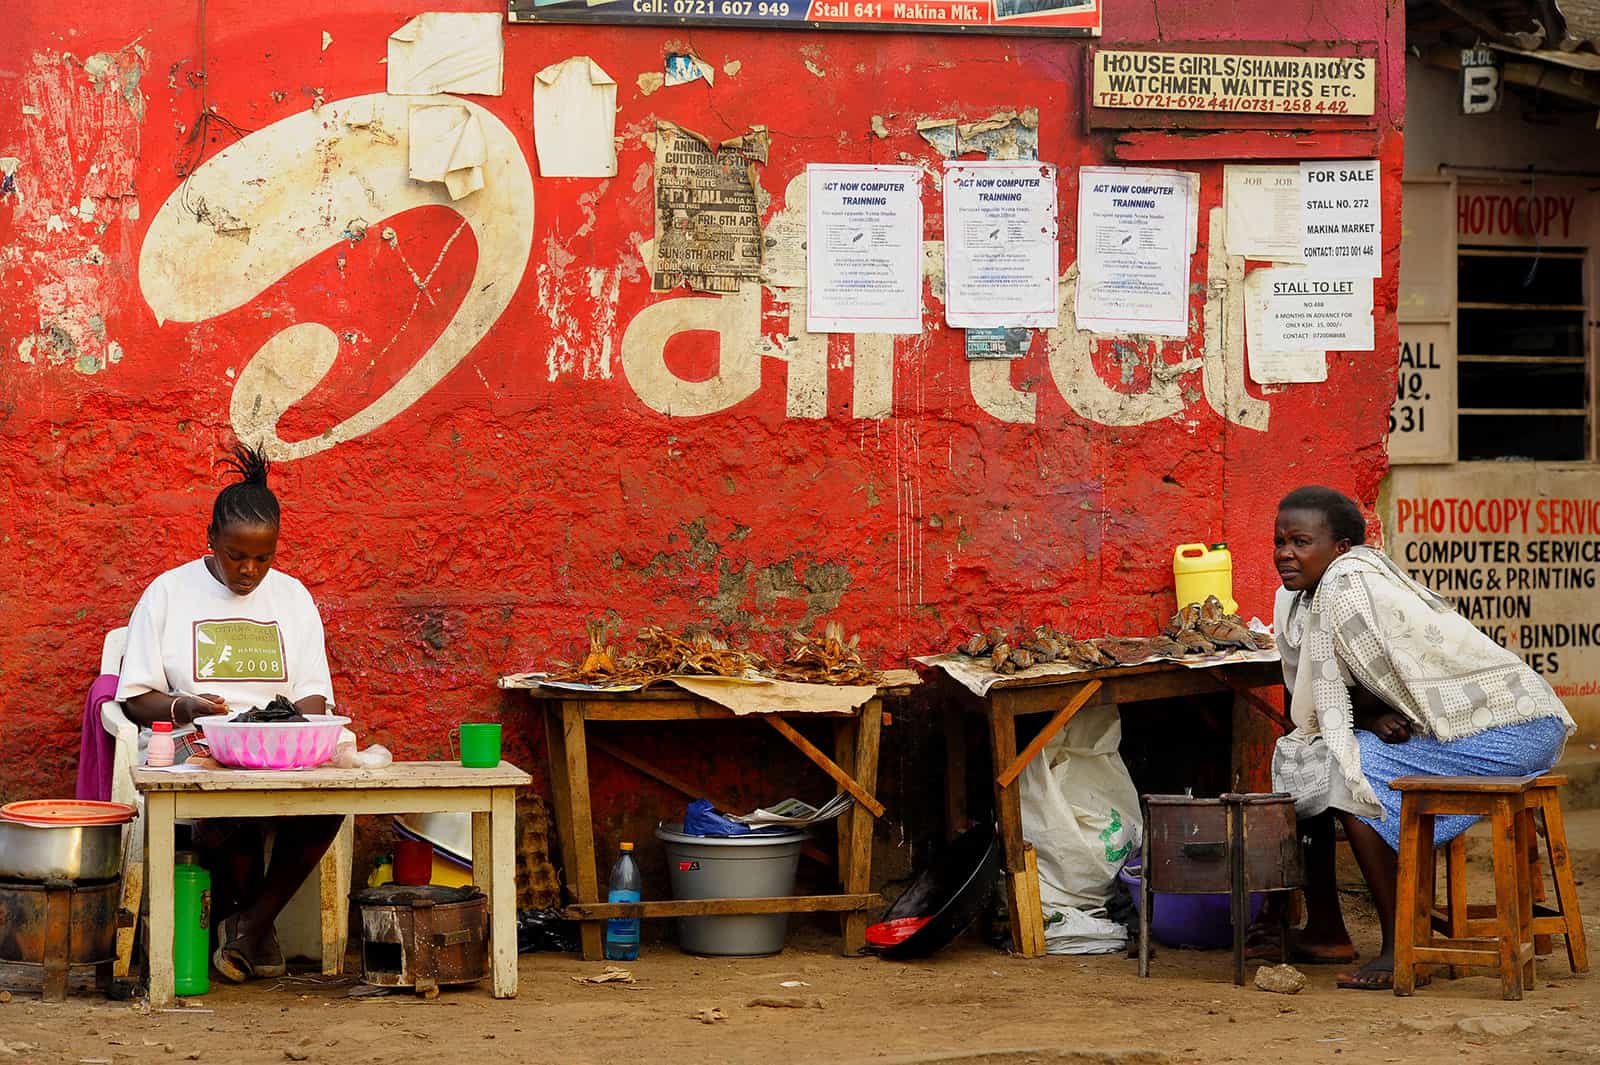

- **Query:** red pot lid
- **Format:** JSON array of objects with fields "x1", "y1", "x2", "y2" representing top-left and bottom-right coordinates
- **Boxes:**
[{"x1": 0, "y1": 800, "x2": 137, "y2": 826}]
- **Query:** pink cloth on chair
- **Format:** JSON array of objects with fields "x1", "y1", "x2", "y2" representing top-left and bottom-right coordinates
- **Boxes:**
[{"x1": 76, "y1": 673, "x2": 121, "y2": 802}]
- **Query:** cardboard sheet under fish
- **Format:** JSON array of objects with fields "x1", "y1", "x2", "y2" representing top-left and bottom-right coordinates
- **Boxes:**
[{"x1": 652, "y1": 121, "x2": 768, "y2": 293}]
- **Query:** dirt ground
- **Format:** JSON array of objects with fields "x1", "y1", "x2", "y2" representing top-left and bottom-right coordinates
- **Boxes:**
[{"x1": 9, "y1": 814, "x2": 1600, "y2": 1065}]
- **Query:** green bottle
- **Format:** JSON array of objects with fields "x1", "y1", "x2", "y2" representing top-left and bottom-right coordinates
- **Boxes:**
[{"x1": 173, "y1": 853, "x2": 212, "y2": 996}]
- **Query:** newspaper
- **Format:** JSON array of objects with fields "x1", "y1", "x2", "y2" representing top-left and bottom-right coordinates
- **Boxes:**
[
  {"x1": 729, "y1": 793, "x2": 853, "y2": 827},
  {"x1": 652, "y1": 121, "x2": 767, "y2": 293}
]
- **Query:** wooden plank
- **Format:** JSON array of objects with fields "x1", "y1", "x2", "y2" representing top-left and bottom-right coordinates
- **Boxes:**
[
  {"x1": 987, "y1": 704, "x2": 1043, "y2": 958},
  {"x1": 588, "y1": 735, "x2": 833, "y2": 868},
  {"x1": 1393, "y1": 775, "x2": 1539, "y2": 794},
  {"x1": 564, "y1": 894, "x2": 879, "y2": 919},
  {"x1": 1012, "y1": 844, "x2": 1046, "y2": 958},
  {"x1": 145, "y1": 791, "x2": 177, "y2": 1009},
  {"x1": 133, "y1": 761, "x2": 532, "y2": 791},
  {"x1": 542, "y1": 700, "x2": 581, "y2": 945},
  {"x1": 167, "y1": 788, "x2": 498, "y2": 819},
  {"x1": 488, "y1": 786, "x2": 519, "y2": 998},
  {"x1": 1539, "y1": 787, "x2": 1589, "y2": 973},
  {"x1": 113, "y1": 828, "x2": 144, "y2": 980},
  {"x1": 319, "y1": 816, "x2": 353, "y2": 976},
  {"x1": 995, "y1": 680, "x2": 1103, "y2": 789},
  {"x1": 840, "y1": 698, "x2": 883, "y2": 953},
  {"x1": 1491, "y1": 796, "x2": 1528, "y2": 1000},
  {"x1": 564, "y1": 702, "x2": 605, "y2": 962},
  {"x1": 833, "y1": 718, "x2": 857, "y2": 875},
  {"x1": 1393, "y1": 799, "x2": 1426, "y2": 995},
  {"x1": 764, "y1": 715, "x2": 885, "y2": 818}
]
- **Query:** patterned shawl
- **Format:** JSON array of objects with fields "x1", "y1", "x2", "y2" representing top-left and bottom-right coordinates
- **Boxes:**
[{"x1": 1289, "y1": 546, "x2": 1573, "y2": 817}]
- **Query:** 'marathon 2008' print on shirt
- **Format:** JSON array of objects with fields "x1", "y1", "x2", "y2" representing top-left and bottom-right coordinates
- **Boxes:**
[
  {"x1": 510, "y1": 0, "x2": 1100, "y2": 35},
  {"x1": 194, "y1": 619, "x2": 288, "y2": 682}
]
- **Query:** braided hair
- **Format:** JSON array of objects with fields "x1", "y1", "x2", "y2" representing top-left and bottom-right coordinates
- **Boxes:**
[
  {"x1": 209, "y1": 443, "x2": 280, "y2": 537},
  {"x1": 1278, "y1": 485, "x2": 1366, "y2": 546}
]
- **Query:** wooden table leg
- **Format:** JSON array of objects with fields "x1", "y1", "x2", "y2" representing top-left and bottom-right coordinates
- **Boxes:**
[
  {"x1": 564, "y1": 702, "x2": 604, "y2": 960},
  {"x1": 488, "y1": 786, "x2": 519, "y2": 997},
  {"x1": 145, "y1": 792, "x2": 177, "y2": 1008},
  {"x1": 943, "y1": 702, "x2": 969, "y2": 839},
  {"x1": 989, "y1": 697, "x2": 1044, "y2": 957},
  {"x1": 320, "y1": 815, "x2": 353, "y2": 976},
  {"x1": 838, "y1": 699, "x2": 883, "y2": 954},
  {"x1": 833, "y1": 718, "x2": 857, "y2": 883}
]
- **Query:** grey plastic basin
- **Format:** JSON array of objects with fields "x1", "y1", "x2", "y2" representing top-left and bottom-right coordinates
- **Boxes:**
[{"x1": 655, "y1": 823, "x2": 807, "y2": 957}]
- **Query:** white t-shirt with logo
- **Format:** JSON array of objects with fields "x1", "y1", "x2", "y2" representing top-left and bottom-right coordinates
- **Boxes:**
[{"x1": 116, "y1": 559, "x2": 335, "y2": 757}]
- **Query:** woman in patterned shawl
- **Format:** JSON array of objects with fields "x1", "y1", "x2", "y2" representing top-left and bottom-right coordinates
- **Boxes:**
[{"x1": 1272, "y1": 485, "x2": 1572, "y2": 990}]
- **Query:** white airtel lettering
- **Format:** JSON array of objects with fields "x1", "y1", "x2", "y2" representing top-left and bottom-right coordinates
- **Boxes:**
[{"x1": 138, "y1": 94, "x2": 1268, "y2": 460}]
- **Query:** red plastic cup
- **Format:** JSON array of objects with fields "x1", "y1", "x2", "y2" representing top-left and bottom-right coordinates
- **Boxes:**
[{"x1": 393, "y1": 839, "x2": 433, "y2": 885}]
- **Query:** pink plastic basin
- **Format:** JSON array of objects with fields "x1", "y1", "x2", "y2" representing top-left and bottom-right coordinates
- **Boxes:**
[{"x1": 194, "y1": 714, "x2": 351, "y2": 770}]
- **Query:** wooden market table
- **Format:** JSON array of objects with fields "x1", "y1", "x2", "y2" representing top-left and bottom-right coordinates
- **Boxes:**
[
  {"x1": 937, "y1": 657, "x2": 1288, "y2": 958},
  {"x1": 133, "y1": 761, "x2": 531, "y2": 1007},
  {"x1": 504, "y1": 672, "x2": 918, "y2": 960}
]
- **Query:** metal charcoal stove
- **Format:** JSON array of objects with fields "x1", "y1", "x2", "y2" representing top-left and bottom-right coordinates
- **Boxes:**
[
  {"x1": 353, "y1": 884, "x2": 489, "y2": 997},
  {"x1": 0, "y1": 877, "x2": 120, "y2": 1000},
  {"x1": 1136, "y1": 792, "x2": 1305, "y2": 986}
]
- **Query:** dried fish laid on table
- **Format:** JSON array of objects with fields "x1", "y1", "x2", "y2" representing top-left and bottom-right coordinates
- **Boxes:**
[
  {"x1": 771, "y1": 622, "x2": 882, "y2": 686},
  {"x1": 1153, "y1": 595, "x2": 1275, "y2": 660},
  {"x1": 1093, "y1": 637, "x2": 1158, "y2": 666},
  {"x1": 634, "y1": 626, "x2": 767, "y2": 679}
]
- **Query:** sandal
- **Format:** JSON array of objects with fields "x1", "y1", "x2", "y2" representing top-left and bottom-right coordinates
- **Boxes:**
[
  {"x1": 1336, "y1": 958, "x2": 1429, "y2": 991},
  {"x1": 211, "y1": 916, "x2": 255, "y2": 984}
]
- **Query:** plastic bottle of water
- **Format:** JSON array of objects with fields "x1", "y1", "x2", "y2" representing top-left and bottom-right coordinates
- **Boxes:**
[{"x1": 604, "y1": 842, "x2": 642, "y2": 961}]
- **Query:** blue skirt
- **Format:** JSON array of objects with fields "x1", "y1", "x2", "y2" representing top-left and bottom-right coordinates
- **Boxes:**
[{"x1": 1356, "y1": 716, "x2": 1568, "y2": 851}]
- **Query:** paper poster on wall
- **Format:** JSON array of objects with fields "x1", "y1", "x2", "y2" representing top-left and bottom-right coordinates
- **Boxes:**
[
  {"x1": 1245, "y1": 265, "x2": 1374, "y2": 355},
  {"x1": 943, "y1": 161, "x2": 1059, "y2": 328},
  {"x1": 1223, "y1": 165, "x2": 1302, "y2": 261},
  {"x1": 1074, "y1": 166, "x2": 1196, "y2": 337},
  {"x1": 1301, "y1": 160, "x2": 1381, "y2": 277},
  {"x1": 532, "y1": 57, "x2": 618, "y2": 178},
  {"x1": 652, "y1": 122, "x2": 767, "y2": 293},
  {"x1": 387, "y1": 13, "x2": 504, "y2": 96},
  {"x1": 805, "y1": 164, "x2": 923, "y2": 334}
]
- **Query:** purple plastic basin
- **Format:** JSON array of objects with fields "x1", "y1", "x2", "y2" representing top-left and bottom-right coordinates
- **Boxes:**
[{"x1": 1118, "y1": 859, "x2": 1264, "y2": 950}]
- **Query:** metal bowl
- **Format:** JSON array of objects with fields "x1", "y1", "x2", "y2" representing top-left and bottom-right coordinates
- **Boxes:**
[{"x1": 0, "y1": 818, "x2": 126, "y2": 882}]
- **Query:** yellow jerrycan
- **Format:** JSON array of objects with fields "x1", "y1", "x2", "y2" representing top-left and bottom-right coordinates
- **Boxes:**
[{"x1": 1173, "y1": 543, "x2": 1236, "y2": 614}]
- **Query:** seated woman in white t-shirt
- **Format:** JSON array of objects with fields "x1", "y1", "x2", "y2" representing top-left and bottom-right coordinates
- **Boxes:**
[{"x1": 115, "y1": 443, "x2": 342, "y2": 984}]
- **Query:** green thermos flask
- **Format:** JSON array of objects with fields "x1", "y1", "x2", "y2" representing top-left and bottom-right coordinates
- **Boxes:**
[{"x1": 173, "y1": 853, "x2": 212, "y2": 996}]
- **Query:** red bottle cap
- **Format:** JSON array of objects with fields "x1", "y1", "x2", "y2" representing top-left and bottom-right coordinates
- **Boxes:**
[{"x1": 153, "y1": 721, "x2": 174, "y2": 733}]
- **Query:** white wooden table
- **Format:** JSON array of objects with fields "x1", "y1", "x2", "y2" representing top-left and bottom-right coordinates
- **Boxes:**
[{"x1": 132, "y1": 761, "x2": 530, "y2": 1007}]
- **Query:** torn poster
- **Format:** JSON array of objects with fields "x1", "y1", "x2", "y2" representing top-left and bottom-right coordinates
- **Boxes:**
[
  {"x1": 942, "y1": 161, "x2": 1059, "y2": 328},
  {"x1": 408, "y1": 104, "x2": 487, "y2": 200},
  {"x1": 805, "y1": 164, "x2": 923, "y2": 334},
  {"x1": 1223, "y1": 165, "x2": 1302, "y2": 262},
  {"x1": 915, "y1": 109, "x2": 1039, "y2": 160},
  {"x1": 965, "y1": 327, "x2": 1031, "y2": 359},
  {"x1": 665, "y1": 54, "x2": 715, "y2": 87},
  {"x1": 1245, "y1": 265, "x2": 1373, "y2": 355},
  {"x1": 533, "y1": 56, "x2": 618, "y2": 178},
  {"x1": 1074, "y1": 166, "x2": 1196, "y2": 338},
  {"x1": 1300, "y1": 160, "x2": 1380, "y2": 277},
  {"x1": 653, "y1": 122, "x2": 767, "y2": 293},
  {"x1": 387, "y1": 12, "x2": 504, "y2": 96}
]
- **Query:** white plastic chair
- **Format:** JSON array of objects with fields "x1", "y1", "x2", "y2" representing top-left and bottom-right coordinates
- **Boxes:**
[{"x1": 99, "y1": 627, "x2": 354, "y2": 977}]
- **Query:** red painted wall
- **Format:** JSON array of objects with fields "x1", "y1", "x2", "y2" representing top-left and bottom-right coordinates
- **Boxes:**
[{"x1": 0, "y1": 0, "x2": 1403, "y2": 833}]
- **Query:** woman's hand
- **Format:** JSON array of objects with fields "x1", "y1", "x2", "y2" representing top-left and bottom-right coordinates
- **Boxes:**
[
  {"x1": 1370, "y1": 711, "x2": 1413, "y2": 744},
  {"x1": 183, "y1": 693, "x2": 229, "y2": 721}
]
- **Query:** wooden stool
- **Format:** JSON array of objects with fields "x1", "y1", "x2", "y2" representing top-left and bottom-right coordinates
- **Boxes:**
[
  {"x1": 1393, "y1": 775, "x2": 1537, "y2": 1000},
  {"x1": 1438, "y1": 773, "x2": 1589, "y2": 976}
]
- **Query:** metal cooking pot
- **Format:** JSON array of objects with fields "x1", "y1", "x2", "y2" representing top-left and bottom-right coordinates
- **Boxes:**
[{"x1": 0, "y1": 818, "x2": 127, "y2": 882}]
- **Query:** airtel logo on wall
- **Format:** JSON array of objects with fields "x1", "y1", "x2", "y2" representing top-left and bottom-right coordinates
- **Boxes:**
[{"x1": 139, "y1": 93, "x2": 1281, "y2": 460}]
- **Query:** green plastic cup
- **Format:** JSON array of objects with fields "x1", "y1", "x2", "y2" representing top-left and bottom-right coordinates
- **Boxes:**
[{"x1": 455, "y1": 723, "x2": 502, "y2": 768}]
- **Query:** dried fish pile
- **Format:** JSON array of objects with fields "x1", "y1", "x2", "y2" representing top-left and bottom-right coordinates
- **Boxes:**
[
  {"x1": 953, "y1": 596, "x2": 1273, "y2": 676},
  {"x1": 1163, "y1": 595, "x2": 1275, "y2": 656},
  {"x1": 771, "y1": 621, "x2": 882, "y2": 686},
  {"x1": 547, "y1": 620, "x2": 880, "y2": 687}
]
